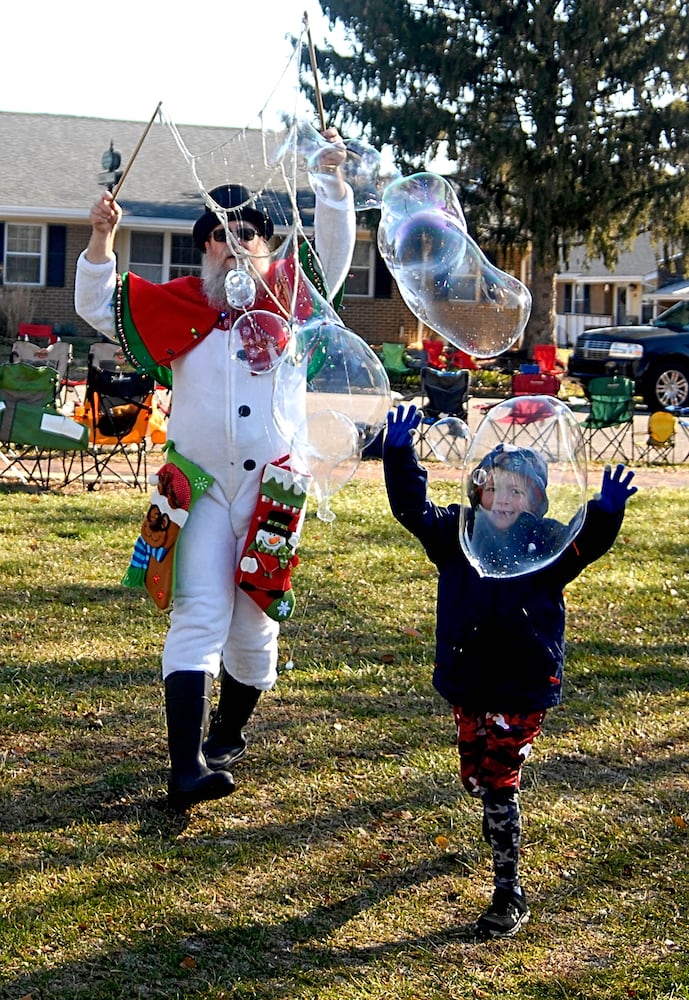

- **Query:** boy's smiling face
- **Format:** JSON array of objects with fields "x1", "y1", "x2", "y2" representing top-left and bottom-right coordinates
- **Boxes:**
[{"x1": 480, "y1": 469, "x2": 539, "y2": 530}]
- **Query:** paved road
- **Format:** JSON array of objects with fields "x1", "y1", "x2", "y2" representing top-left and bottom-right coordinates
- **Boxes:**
[{"x1": 359, "y1": 393, "x2": 689, "y2": 489}]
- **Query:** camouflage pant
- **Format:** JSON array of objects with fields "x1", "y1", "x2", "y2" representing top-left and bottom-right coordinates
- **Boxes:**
[
  {"x1": 452, "y1": 706, "x2": 546, "y2": 797},
  {"x1": 452, "y1": 706, "x2": 546, "y2": 890}
]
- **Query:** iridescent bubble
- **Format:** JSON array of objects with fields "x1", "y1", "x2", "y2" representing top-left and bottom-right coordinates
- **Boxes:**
[
  {"x1": 424, "y1": 417, "x2": 472, "y2": 468},
  {"x1": 339, "y1": 137, "x2": 402, "y2": 211},
  {"x1": 225, "y1": 268, "x2": 256, "y2": 310},
  {"x1": 378, "y1": 172, "x2": 531, "y2": 358},
  {"x1": 228, "y1": 310, "x2": 292, "y2": 374},
  {"x1": 380, "y1": 171, "x2": 467, "y2": 228},
  {"x1": 385, "y1": 211, "x2": 467, "y2": 275},
  {"x1": 274, "y1": 319, "x2": 392, "y2": 453},
  {"x1": 291, "y1": 409, "x2": 361, "y2": 522},
  {"x1": 458, "y1": 397, "x2": 587, "y2": 577},
  {"x1": 270, "y1": 118, "x2": 401, "y2": 211}
]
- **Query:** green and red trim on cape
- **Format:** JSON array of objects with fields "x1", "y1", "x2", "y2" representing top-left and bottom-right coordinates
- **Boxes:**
[
  {"x1": 114, "y1": 250, "x2": 343, "y2": 386},
  {"x1": 115, "y1": 273, "x2": 219, "y2": 389}
]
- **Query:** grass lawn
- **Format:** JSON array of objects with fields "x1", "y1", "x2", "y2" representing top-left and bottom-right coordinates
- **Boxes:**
[{"x1": 0, "y1": 473, "x2": 687, "y2": 999}]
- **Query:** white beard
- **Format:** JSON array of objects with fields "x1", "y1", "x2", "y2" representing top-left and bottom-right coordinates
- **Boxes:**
[{"x1": 201, "y1": 255, "x2": 229, "y2": 311}]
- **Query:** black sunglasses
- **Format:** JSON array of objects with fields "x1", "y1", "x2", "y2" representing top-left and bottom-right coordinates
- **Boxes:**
[{"x1": 211, "y1": 225, "x2": 259, "y2": 243}]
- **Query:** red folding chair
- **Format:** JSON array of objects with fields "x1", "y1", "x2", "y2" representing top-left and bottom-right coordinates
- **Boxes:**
[
  {"x1": 532, "y1": 344, "x2": 564, "y2": 375},
  {"x1": 17, "y1": 323, "x2": 57, "y2": 345}
]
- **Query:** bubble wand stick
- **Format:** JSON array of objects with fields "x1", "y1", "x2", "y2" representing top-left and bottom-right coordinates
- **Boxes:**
[
  {"x1": 111, "y1": 101, "x2": 163, "y2": 199},
  {"x1": 303, "y1": 12, "x2": 327, "y2": 131}
]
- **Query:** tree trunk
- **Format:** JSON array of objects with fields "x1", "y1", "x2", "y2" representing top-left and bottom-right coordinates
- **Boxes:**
[{"x1": 522, "y1": 265, "x2": 557, "y2": 353}]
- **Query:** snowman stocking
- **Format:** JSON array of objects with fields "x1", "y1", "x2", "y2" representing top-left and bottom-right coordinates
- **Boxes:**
[{"x1": 236, "y1": 458, "x2": 309, "y2": 621}]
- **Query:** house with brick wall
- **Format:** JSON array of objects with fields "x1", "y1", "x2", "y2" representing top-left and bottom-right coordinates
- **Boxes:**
[
  {"x1": 1, "y1": 110, "x2": 677, "y2": 362},
  {"x1": 0, "y1": 110, "x2": 534, "y2": 361}
]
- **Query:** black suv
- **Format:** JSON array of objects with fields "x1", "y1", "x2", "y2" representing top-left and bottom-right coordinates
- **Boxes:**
[{"x1": 567, "y1": 300, "x2": 689, "y2": 409}]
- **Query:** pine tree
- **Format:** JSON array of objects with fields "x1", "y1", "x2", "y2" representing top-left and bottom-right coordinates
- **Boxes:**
[{"x1": 314, "y1": 0, "x2": 689, "y2": 347}]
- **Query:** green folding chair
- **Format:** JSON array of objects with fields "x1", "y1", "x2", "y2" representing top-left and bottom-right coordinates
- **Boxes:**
[
  {"x1": 379, "y1": 342, "x2": 420, "y2": 393},
  {"x1": 0, "y1": 362, "x2": 88, "y2": 487},
  {"x1": 582, "y1": 375, "x2": 635, "y2": 463}
]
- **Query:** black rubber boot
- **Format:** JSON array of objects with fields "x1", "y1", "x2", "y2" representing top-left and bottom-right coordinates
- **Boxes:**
[
  {"x1": 165, "y1": 671, "x2": 236, "y2": 811},
  {"x1": 203, "y1": 669, "x2": 262, "y2": 771}
]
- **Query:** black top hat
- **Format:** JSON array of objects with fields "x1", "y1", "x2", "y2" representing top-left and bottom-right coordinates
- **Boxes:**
[
  {"x1": 258, "y1": 509, "x2": 294, "y2": 538},
  {"x1": 192, "y1": 184, "x2": 274, "y2": 252}
]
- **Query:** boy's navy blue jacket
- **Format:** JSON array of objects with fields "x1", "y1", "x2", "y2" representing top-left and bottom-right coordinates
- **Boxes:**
[{"x1": 383, "y1": 440, "x2": 625, "y2": 713}]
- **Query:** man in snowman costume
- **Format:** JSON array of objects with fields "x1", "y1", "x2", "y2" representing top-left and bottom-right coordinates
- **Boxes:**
[{"x1": 75, "y1": 128, "x2": 354, "y2": 810}]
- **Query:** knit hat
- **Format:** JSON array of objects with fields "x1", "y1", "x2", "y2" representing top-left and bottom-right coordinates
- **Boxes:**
[
  {"x1": 468, "y1": 442, "x2": 549, "y2": 516},
  {"x1": 192, "y1": 184, "x2": 274, "y2": 252}
]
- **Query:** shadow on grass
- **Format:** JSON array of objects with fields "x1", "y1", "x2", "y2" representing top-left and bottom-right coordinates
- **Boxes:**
[
  {"x1": 2, "y1": 634, "x2": 688, "y2": 839},
  {"x1": 1, "y1": 831, "x2": 683, "y2": 1000},
  {"x1": 0, "y1": 848, "x2": 490, "y2": 1000},
  {"x1": 2, "y1": 669, "x2": 688, "y2": 997}
]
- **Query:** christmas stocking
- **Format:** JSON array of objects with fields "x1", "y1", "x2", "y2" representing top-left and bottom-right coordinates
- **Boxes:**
[
  {"x1": 122, "y1": 442, "x2": 214, "y2": 611},
  {"x1": 236, "y1": 458, "x2": 310, "y2": 621}
]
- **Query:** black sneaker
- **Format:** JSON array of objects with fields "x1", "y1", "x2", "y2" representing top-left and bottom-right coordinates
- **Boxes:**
[{"x1": 476, "y1": 888, "x2": 530, "y2": 938}]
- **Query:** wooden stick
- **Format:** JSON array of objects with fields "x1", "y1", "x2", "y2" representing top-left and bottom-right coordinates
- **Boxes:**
[
  {"x1": 304, "y1": 12, "x2": 327, "y2": 131},
  {"x1": 111, "y1": 102, "x2": 163, "y2": 200}
]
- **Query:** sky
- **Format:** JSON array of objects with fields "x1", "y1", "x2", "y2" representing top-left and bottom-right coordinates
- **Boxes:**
[{"x1": 3, "y1": 0, "x2": 338, "y2": 129}]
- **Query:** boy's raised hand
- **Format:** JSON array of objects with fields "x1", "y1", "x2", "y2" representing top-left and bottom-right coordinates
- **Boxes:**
[
  {"x1": 386, "y1": 404, "x2": 421, "y2": 448},
  {"x1": 598, "y1": 464, "x2": 638, "y2": 513}
]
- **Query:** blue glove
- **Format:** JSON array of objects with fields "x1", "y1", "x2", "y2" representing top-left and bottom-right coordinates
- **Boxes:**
[
  {"x1": 385, "y1": 404, "x2": 421, "y2": 448},
  {"x1": 598, "y1": 464, "x2": 637, "y2": 513}
]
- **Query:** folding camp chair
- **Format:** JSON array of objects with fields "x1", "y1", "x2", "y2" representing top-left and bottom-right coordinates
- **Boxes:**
[
  {"x1": 10, "y1": 339, "x2": 73, "y2": 406},
  {"x1": 479, "y1": 371, "x2": 559, "y2": 450},
  {"x1": 149, "y1": 386, "x2": 171, "y2": 447},
  {"x1": 404, "y1": 347, "x2": 429, "y2": 373},
  {"x1": 414, "y1": 366, "x2": 470, "y2": 461},
  {"x1": 667, "y1": 407, "x2": 689, "y2": 463},
  {"x1": 379, "y1": 342, "x2": 421, "y2": 393},
  {"x1": 72, "y1": 344, "x2": 154, "y2": 489},
  {"x1": 582, "y1": 375, "x2": 635, "y2": 463},
  {"x1": 16, "y1": 322, "x2": 57, "y2": 345},
  {"x1": 442, "y1": 345, "x2": 478, "y2": 371},
  {"x1": 0, "y1": 362, "x2": 88, "y2": 487},
  {"x1": 532, "y1": 344, "x2": 565, "y2": 375},
  {"x1": 422, "y1": 339, "x2": 446, "y2": 369},
  {"x1": 636, "y1": 410, "x2": 677, "y2": 464}
]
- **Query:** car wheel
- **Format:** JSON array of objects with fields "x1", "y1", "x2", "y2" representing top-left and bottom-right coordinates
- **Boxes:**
[{"x1": 646, "y1": 362, "x2": 689, "y2": 409}]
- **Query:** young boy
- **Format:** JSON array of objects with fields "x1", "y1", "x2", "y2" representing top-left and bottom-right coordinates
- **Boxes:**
[
  {"x1": 464, "y1": 441, "x2": 570, "y2": 576},
  {"x1": 383, "y1": 404, "x2": 636, "y2": 938}
]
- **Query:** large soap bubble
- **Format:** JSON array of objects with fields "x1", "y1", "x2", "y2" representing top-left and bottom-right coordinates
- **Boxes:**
[
  {"x1": 228, "y1": 310, "x2": 292, "y2": 373},
  {"x1": 291, "y1": 409, "x2": 361, "y2": 522},
  {"x1": 272, "y1": 319, "x2": 391, "y2": 521},
  {"x1": 459, "y1": 396, "x2": 587, "y2": 577},
  {"x1": 270, "y1": 119, "x2": 402, "y2": 211},
  {"x1": 274, "y1": 318, "x2": 392, "y2": 454},
  {"x1": 378, "y1": 173, "x2": 531, "y2": 358}
]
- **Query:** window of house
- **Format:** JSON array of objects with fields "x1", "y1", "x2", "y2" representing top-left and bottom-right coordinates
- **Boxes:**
[
  {"x1": 563, "y1": 282, "x2": 591, "y2": 314},
  {"x1": 4, "y1": 223, "x2": 44, "y2": 285},
  {"x1": 345, "y1": 240, "x2": 375, "y2": 297},
  {"x1": 170, "y1": 234, "x2": 202, "y2": 279},
  {"x1": 128, "y1": 231, "x2": 201, "y2": 282},
  {"x1": 129, "y1": 232, "x2": 165, "y2": 283}
]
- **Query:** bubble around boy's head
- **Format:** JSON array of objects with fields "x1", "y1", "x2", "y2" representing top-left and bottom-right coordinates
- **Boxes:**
[{"x1": 468, "y1": 443, "x2": 549, "y2": 517}]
